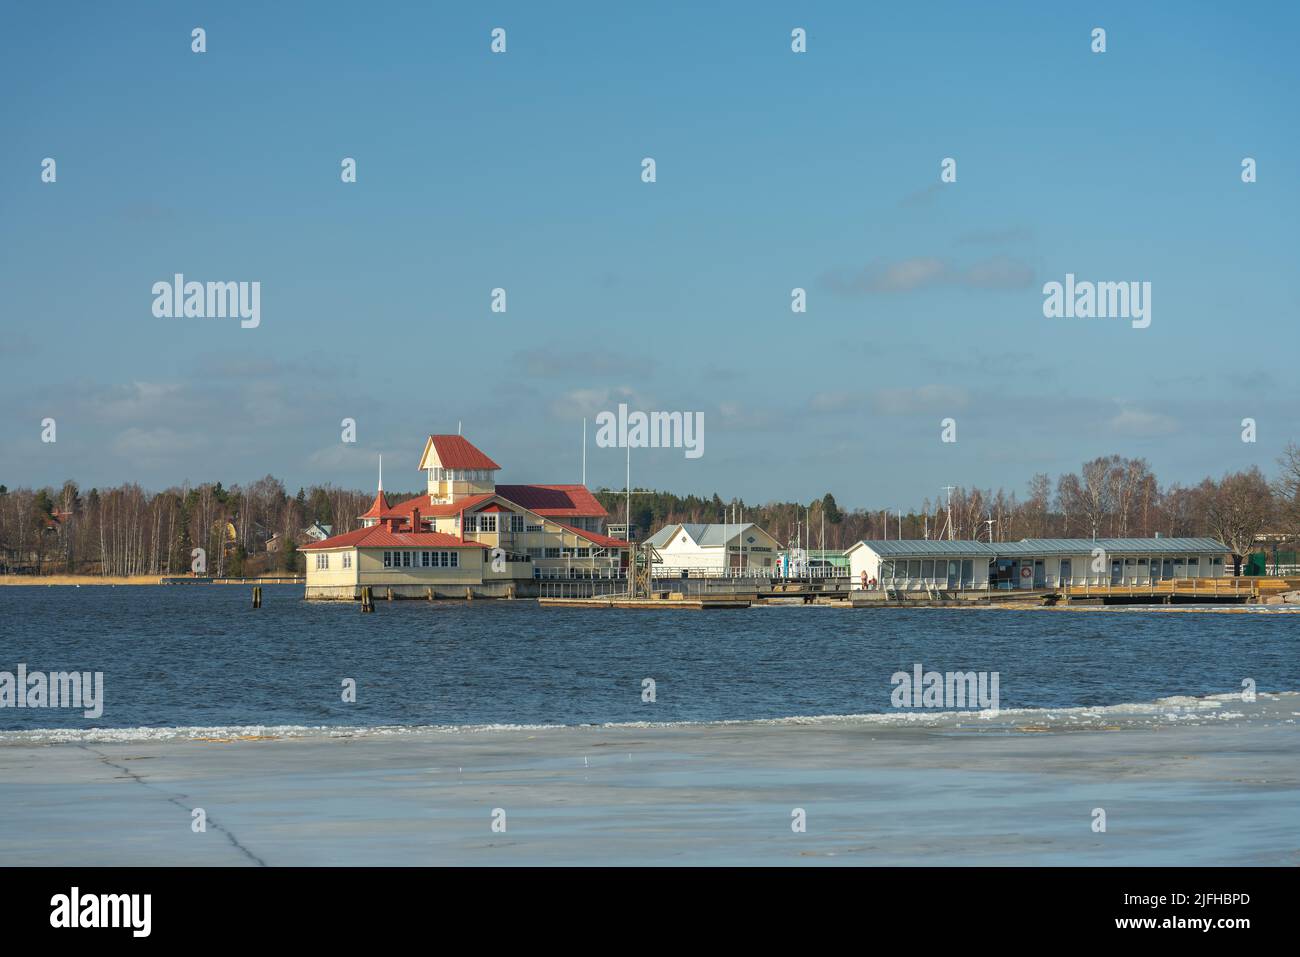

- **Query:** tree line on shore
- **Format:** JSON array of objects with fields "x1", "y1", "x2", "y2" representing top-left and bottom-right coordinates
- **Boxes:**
[
  {"x1": 3, "y1": 447, "x2": 1298, "y2": 576},
  {"x1": 600, "y1": 449, "x2": 1300, "y2": 573},
  {"x1": 0, "y1": 477, "x2": 417, "y2": 577}
]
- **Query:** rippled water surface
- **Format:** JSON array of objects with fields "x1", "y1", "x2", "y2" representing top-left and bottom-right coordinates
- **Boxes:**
[{"x1": 1, "y1": 585, "x2": 1296, "y2": 731}]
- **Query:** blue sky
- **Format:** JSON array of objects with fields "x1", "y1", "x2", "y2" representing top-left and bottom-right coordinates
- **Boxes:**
[{"x1": 2, "y1": 2, "x2": 1296, "y2": 509}]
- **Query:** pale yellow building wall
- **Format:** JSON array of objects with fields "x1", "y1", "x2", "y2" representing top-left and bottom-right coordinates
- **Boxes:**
[
  {"x1": 355, "y1": 547, "x2": 485, "y2": 586},
  {"x1": 304, "y1": 549, "x2": 361, "y2": 587}
]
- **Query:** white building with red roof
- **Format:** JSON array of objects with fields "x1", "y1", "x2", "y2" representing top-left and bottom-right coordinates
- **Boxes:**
[{"x1": 303, "y1": 434, "x2": 628, "y2": 599}]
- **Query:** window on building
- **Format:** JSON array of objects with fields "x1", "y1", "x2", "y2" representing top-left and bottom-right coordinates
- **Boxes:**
[
  {"x1": 401, "y1": 551, "x2": 412, "y2": 567},
  {"x1": 478, "y1": 514, "x2": 497, "y2": 532},
  {"x1": 576, "y1": 547, "x2": 591, "y2": 558},
  {"x1": 510, "y1": 514, "x2": 525, "y2": 532},
  {"x1": 526, "y1": 523, "x2": 543, "y2": 532},
  {"x1": 384, "y1": 551, "x2": 393, "y2": 567},
  {"x1": 342, "y1": 553, "x2": 352, "y2": 569},
  {"x1": 450, "y1": 552, "x2": 459, "y2": 567},
  {"x1": 315, "y1": 553, "x2": 329, "y2": 570},
  {"x1": 545, "y1": 547, "x2": 561, "y2": 559}
]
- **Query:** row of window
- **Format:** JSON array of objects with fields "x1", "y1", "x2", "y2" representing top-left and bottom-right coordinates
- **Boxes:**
[
  {"x1": 315, "y1": 553, "x2": 352, "y2": 570},
  {"x1": 880, "y1": 556, "x2": 1224, "y2": 579},
  {"x1": 429, "y1": 468, "x2": 495, "y2": 482},
  {"x1": 383, "y1": 550, "x2": 461, "y2": 568},
  {"x1": 525, "y1": 547, "x2": 594, "y2": 559},
  {"x1": 464, "y1": 514, "x2": 529, "y2": 533}
]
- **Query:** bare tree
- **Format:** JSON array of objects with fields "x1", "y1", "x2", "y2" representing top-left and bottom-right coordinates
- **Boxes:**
[{"x1": 1199, "y1": 469, "x2": 1272, "y2": 576}]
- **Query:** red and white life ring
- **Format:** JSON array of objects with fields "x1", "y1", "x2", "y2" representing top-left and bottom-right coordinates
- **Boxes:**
[{"x1": 1020, "y1": 566, "x2": 1033, "y2": 579}]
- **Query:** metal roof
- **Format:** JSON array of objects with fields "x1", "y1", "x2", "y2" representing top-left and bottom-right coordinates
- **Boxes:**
[
  {"x1": 847, "y1": 537, "x2": 1226, "y2": 558},
  {"x1": 646, "y1": 523, "x2": 765, "y2": 549},
  {"x1": 848, "y1": 540, "x2": 997, "y2": 557}
]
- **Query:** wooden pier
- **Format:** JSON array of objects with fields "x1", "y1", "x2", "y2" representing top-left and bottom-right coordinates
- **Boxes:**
[
  {"x1": 540, "y1": 576, "x2": 1300, "y2": 609},
  {"x1": 539, "y1": 596, "x2": 751, "y2": 610}
]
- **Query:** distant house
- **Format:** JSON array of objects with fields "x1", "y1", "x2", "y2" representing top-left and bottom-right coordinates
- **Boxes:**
[
  {"x1": 645, "y1": 522, "x2": 781, "y2": 574},
  {"x1": 268, "y1": 523, "x2": 334, "y2": 553}
]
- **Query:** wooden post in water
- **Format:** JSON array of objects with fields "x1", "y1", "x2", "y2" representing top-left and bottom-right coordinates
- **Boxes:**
[
  {"x1": 465, "y1": 586, "x2": 473, "y2": 601},
  {"x1": 386, "y1": 587, "x2": 393, "y2": 601},
  {"x1": 252, "y1": 585, "x2": 262, "y2": 608},
  {"x1": 361, "y1": 586, "x2": 374, "y2": 613},
  {"x1": 427, "y1": 586, "x2": 433, "y2": 601}
]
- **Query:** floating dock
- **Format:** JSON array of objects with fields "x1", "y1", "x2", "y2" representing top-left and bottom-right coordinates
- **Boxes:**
[{"x1": 539, "y1": 596, "x2": 751, "y2": 610}]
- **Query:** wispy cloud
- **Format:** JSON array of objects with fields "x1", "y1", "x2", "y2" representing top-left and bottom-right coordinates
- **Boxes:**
[
  {"x1": 822, "y1": 256, "x2": 1034, "y2": 295},
  {"x1": 1108, "y1": 407, "x2": 1180, "y2": 437},
  {"x1": 514, "y1": 349, "x2": 655, "y2": 379},
  {"x1": 955, "y1": 226, "x2": 1034, "y2": 246},
  {"x1": 871, "y1": 385, "x2": 971, "y2": 415}
]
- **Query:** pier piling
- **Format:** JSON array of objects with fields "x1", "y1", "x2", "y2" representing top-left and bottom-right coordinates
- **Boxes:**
[
  {"x1": 361, "y1": 586, "x2": 374, "y2": 613},
  {"x1": 251, "y1": 585, "x2": 262, "y2": 609}
]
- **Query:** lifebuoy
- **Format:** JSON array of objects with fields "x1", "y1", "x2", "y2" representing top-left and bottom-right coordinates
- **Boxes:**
[{"x1": 1020, "y1": 566, "x2": 1032, "y2": 579}]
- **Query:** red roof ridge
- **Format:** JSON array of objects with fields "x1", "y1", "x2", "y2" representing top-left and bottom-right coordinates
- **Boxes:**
[
  {"x1": 302, "y1": 525, "x2": 488, "y2": 549},
  {"x1": 425, "y1": 435, "x2": 502, "y2": 471}
]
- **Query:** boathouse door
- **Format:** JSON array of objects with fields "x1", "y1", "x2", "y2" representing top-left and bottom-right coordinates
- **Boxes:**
[
  {"x1": 1058, "y1": 559, "x2": 1071, "y2": 586},
  {"x1": 1033, "y1": 560, "x2": 1046, "y2": 588},
  {"x1": 946, "y1": 560, "x2": 959, "y2": 589},
  {"x1": 1111, "y1": 560, "x2": 1123, "y2": 585}
]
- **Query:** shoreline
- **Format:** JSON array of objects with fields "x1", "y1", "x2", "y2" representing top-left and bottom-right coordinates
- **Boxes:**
[
  {"x1": 0, "y1": 575, "x2": 299, "y2": 587},
  {"x1": 3, "y1": 578, "x2": 1298, "y2": 613},
  {"x1": 3, "y1": 690, "x2": 1294, "y2": 745},
  {"x1": 1, "y1": 692, "x2": 1294, "y2": 866}
]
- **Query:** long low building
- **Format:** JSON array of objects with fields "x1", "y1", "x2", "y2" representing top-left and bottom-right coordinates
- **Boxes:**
[{"x1": 845, "y1": 537, "x2": 1229, "y2": 590}]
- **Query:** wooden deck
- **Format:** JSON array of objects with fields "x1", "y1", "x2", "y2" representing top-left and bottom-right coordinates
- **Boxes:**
[
  {"x1": 539, "y1": 596, "x2": 751, "y2": 610},
  {"x1": 1062, "y1": 577, "x2": 1299, "y2": 601}
]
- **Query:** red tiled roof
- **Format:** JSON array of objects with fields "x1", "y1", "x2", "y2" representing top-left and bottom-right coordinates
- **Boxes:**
[
  {"x1": 494, "y1": 485, "x2": 608, "y2": 518},
  {"x1": 358, "y1": 489, "x2": 392, "y2": 519},
  {"x1": 386, "y1": 486, "x2": 607, "y2": 521},
  {"x1": 301, "y1": 526, "x2": 487, "y2": 550},
  {"x1": 549, "y1": 521, "x2": 630, "y2": 549},
  {"x1": 387, "y1": 494, "x2": 494, "y2": 519},
  {"x1": 426, "y1": 435, "x2": 502, "y2": 471}
]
